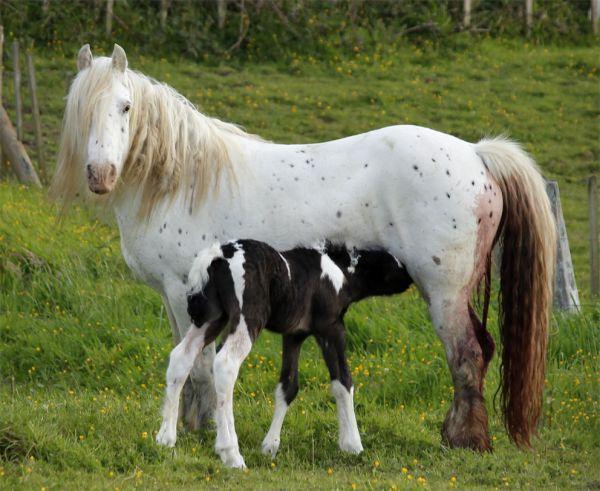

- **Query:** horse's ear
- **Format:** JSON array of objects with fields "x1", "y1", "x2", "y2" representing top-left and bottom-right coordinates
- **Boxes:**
[
  {"x1": 111, "y1": 44, "x2": 128, "y2": 73},
  {"x1": 77, "y1": 44, "x2": 92, "y2": 72}
]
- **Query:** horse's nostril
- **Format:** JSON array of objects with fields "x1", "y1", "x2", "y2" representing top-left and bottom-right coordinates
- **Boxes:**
[{"x1": 86, "y1": 164, "x2": 93, "y2": 177}]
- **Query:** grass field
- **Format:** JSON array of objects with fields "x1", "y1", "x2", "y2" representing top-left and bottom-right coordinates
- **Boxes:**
[{"x1": 0, "y1": 40, "x2": 599, "y2": 489}]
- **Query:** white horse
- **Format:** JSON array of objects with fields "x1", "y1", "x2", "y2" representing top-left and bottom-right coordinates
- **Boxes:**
[{"x1": 52, "y1": 44, "x2": 556, "y2": 463}]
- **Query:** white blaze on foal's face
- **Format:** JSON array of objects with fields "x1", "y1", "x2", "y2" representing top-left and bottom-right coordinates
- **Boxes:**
[{"x1": 78, "y1": 44, "x2": 132, "y2": 195}]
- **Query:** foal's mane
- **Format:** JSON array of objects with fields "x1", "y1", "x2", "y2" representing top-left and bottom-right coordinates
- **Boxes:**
[{"x1": 51, "y1": 58, "x2": 261, "y2": 218}]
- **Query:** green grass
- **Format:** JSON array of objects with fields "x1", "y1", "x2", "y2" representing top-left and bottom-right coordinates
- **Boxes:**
[{"x1": 1, "y1": 40, "x2": 599, "y2": 488}]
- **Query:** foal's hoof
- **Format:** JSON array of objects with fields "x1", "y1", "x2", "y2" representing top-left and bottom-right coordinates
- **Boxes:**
[
  {"x1": 261, "y1": 437, "x2": 280, "y2": 457},
  {"x1": 156, "y1": 423, "x2": 177, "y2": 448},
  {"x1": 218, "y1": 447, "x2": 247, "y2": 469}
]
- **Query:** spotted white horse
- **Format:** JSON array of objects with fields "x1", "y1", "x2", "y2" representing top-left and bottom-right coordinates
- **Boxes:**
[{"x1": 52, "y1": 44, "x2": 556, "y2": 462}]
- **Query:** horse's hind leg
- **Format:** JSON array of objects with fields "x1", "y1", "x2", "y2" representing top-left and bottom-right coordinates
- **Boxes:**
[
  {"x1": 262, "y1": 333, "x2": 308, "y2": 457},
  {"x1": 427, "y1": 293, "x2": 492, "y2": 451},
  {"x1": 157, "y1": 323, "x2": 208, "y2": 447}
]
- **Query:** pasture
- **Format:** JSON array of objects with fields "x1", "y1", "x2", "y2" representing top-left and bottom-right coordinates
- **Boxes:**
[{"x1": 0, "y1": 39, "x2": 599, "y2": 488}]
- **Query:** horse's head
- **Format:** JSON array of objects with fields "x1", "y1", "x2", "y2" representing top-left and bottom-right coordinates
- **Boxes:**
[{"x1": 74, "y1": 44, "x2": 132, "y2": 195}]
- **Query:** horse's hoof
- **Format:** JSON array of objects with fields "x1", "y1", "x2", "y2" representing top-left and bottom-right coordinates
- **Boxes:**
[
  {"x1": 156, "y1": 423, "x2": 177, "y2": 447},
  {"x1": 261, "y1": 437, "x2": 280, "y2": 457},
  {"x1": 339, "y1": 437, "x2": 364, "y2": 454},
  {"x1": 217, "y1": 447, "x2": 247, "y2": 469}
]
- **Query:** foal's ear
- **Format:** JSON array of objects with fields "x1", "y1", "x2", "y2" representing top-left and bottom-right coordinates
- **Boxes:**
[
  {"x1": 77, "y1": 44, "x2": 93, "y2": 72},
  {"x1": 111, "y1": 44, "x2": 128, "y2": 73}
]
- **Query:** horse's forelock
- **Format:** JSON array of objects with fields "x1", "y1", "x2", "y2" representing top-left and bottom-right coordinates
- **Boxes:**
[{"x1": 51, "y1": 60, "x2": 119, "y2": 210}]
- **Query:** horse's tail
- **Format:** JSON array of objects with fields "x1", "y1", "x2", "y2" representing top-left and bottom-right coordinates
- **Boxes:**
[{"x1": 474, "y1": 136, "x2": 556, "y2": 448}]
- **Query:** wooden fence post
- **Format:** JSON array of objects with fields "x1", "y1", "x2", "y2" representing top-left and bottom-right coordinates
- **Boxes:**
[
  {"x1": 106, "y1": 0, "x2": 114, "y2": 36},
  {"x1": 217, "y1": 0, "x2": 227, "y2": 30},
  {"x1": 589, "y1": 176, "x2": 599, "y2": 298},
  {"x1": 593, "y1": 0, "x2": 600, "y2": 35},
  {"x1": 525, "y1": 0, "x2": 533, "y2": 35},
  {"x1": 0, "y1": 104, "x2": 41, "y2": 187},
  {"x1": 27, "y1": 52, "x2": 45, "y2": 183},
  {"x1": 12, "y1": 40, "x2": 22, "y2": 142},
  {"x1": 160, "y1": 0, "x2": 170, "y2": 30},
  {"x1": 546, "y1": 181, "x2": 580, "y2": 311},
  {"x1": 0, "y1": 25, "x2": 4, "y2": 179},
  {"x1": 463, "y1": 0, "x2": 472, "y2": 28}
]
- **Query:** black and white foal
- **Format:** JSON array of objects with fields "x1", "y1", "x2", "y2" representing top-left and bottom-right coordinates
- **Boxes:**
[{"x1": 156, "y1": 239, "x2": 412, "y2": 468}]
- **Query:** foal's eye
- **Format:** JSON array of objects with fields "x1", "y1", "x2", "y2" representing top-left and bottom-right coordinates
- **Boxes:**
[{"x1": 123, "y1": 103, "x2": 131, "y2": 113}]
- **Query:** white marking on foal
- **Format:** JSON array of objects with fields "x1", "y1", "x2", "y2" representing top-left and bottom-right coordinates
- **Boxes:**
[
  {"x1": 228, "y1": 243, "x2": 246, "y2": 307},
  {"x1": 320, "y1": 254, "x2": 345, "y2": 294},
  {"x1": 261, "y1": 383, "x2": 289, "y2": 457},
  {"x1": 278, "y1": 252, "x2": 291, "y2": 280},
  {"x1": 156, "y1": 323, "x2": 207, "y2": 447},
  {"x1": 188, "y1": 242, "x2": 223, "y2": 292},
  {"x1": 331, "y1": 380, "x2": 363, "y2": 454},
  {"x1": 213, "y1": 315, "x2": 253, "y2": 469}
]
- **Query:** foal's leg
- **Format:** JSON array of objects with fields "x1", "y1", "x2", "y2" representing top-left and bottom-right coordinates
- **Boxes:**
[
  {"x1": 156, "y1": 323, "x2": 208, "y2": 447},
  {"x1": 213, "y1": 317, "x2": 253, "y2": 468},
  {"x1": 316, "y1": 324, "x2": 363, "y2": 454},
  {"x1": 262, "y1": 334, "x2": 307, "y2": 457}
]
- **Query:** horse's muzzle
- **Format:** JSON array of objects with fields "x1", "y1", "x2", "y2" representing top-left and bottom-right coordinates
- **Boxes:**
[{"x1": 87, "y1": 163, "x2": 117, "y2": 194}]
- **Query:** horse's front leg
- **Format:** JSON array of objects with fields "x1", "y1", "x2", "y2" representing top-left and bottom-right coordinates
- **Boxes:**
[
  {"x1": 157, "y1": 323, "x2": 207, "y2": 447},
  {"x1": 162, "y1": 290, "x2": 217, "y2": 430}
]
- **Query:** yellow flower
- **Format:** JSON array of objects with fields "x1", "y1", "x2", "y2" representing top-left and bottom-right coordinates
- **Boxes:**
[
  {"x1": 401, "y1": 467, "x2": 408, "y2": 474},
  {"x1": 141, "y1": 432, "x2": 148, "y2": 439},
  {"x1": 79, "y1": 435, "x2": 85, "y2": 441},
  {"x1": 327, "y1": 468, "x2": 333, "y2": 476},
  {"x1": 373, "y1": 460, "x2": 380, "y2": 468}
]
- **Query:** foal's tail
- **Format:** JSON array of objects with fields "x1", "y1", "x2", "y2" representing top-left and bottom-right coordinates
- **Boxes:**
[
  {"x1": 475, "y1": 136, "x2": 556, "y2": 448},
  {"x1": 188, "y1": 242, "x2": 224, "y2": 293},
  {"x1": 187, "y1": 242, "x2": 228, "y2": 329}
]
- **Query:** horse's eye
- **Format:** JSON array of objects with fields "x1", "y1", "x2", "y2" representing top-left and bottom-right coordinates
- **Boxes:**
[{"x1": 123, "y1": 104, "x2": 131, "y2": 113}]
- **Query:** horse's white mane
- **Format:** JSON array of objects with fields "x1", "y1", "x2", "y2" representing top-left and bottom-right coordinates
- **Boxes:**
[{"x1": 51, "y1": 57, "x2": 261, "y2": 218}]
